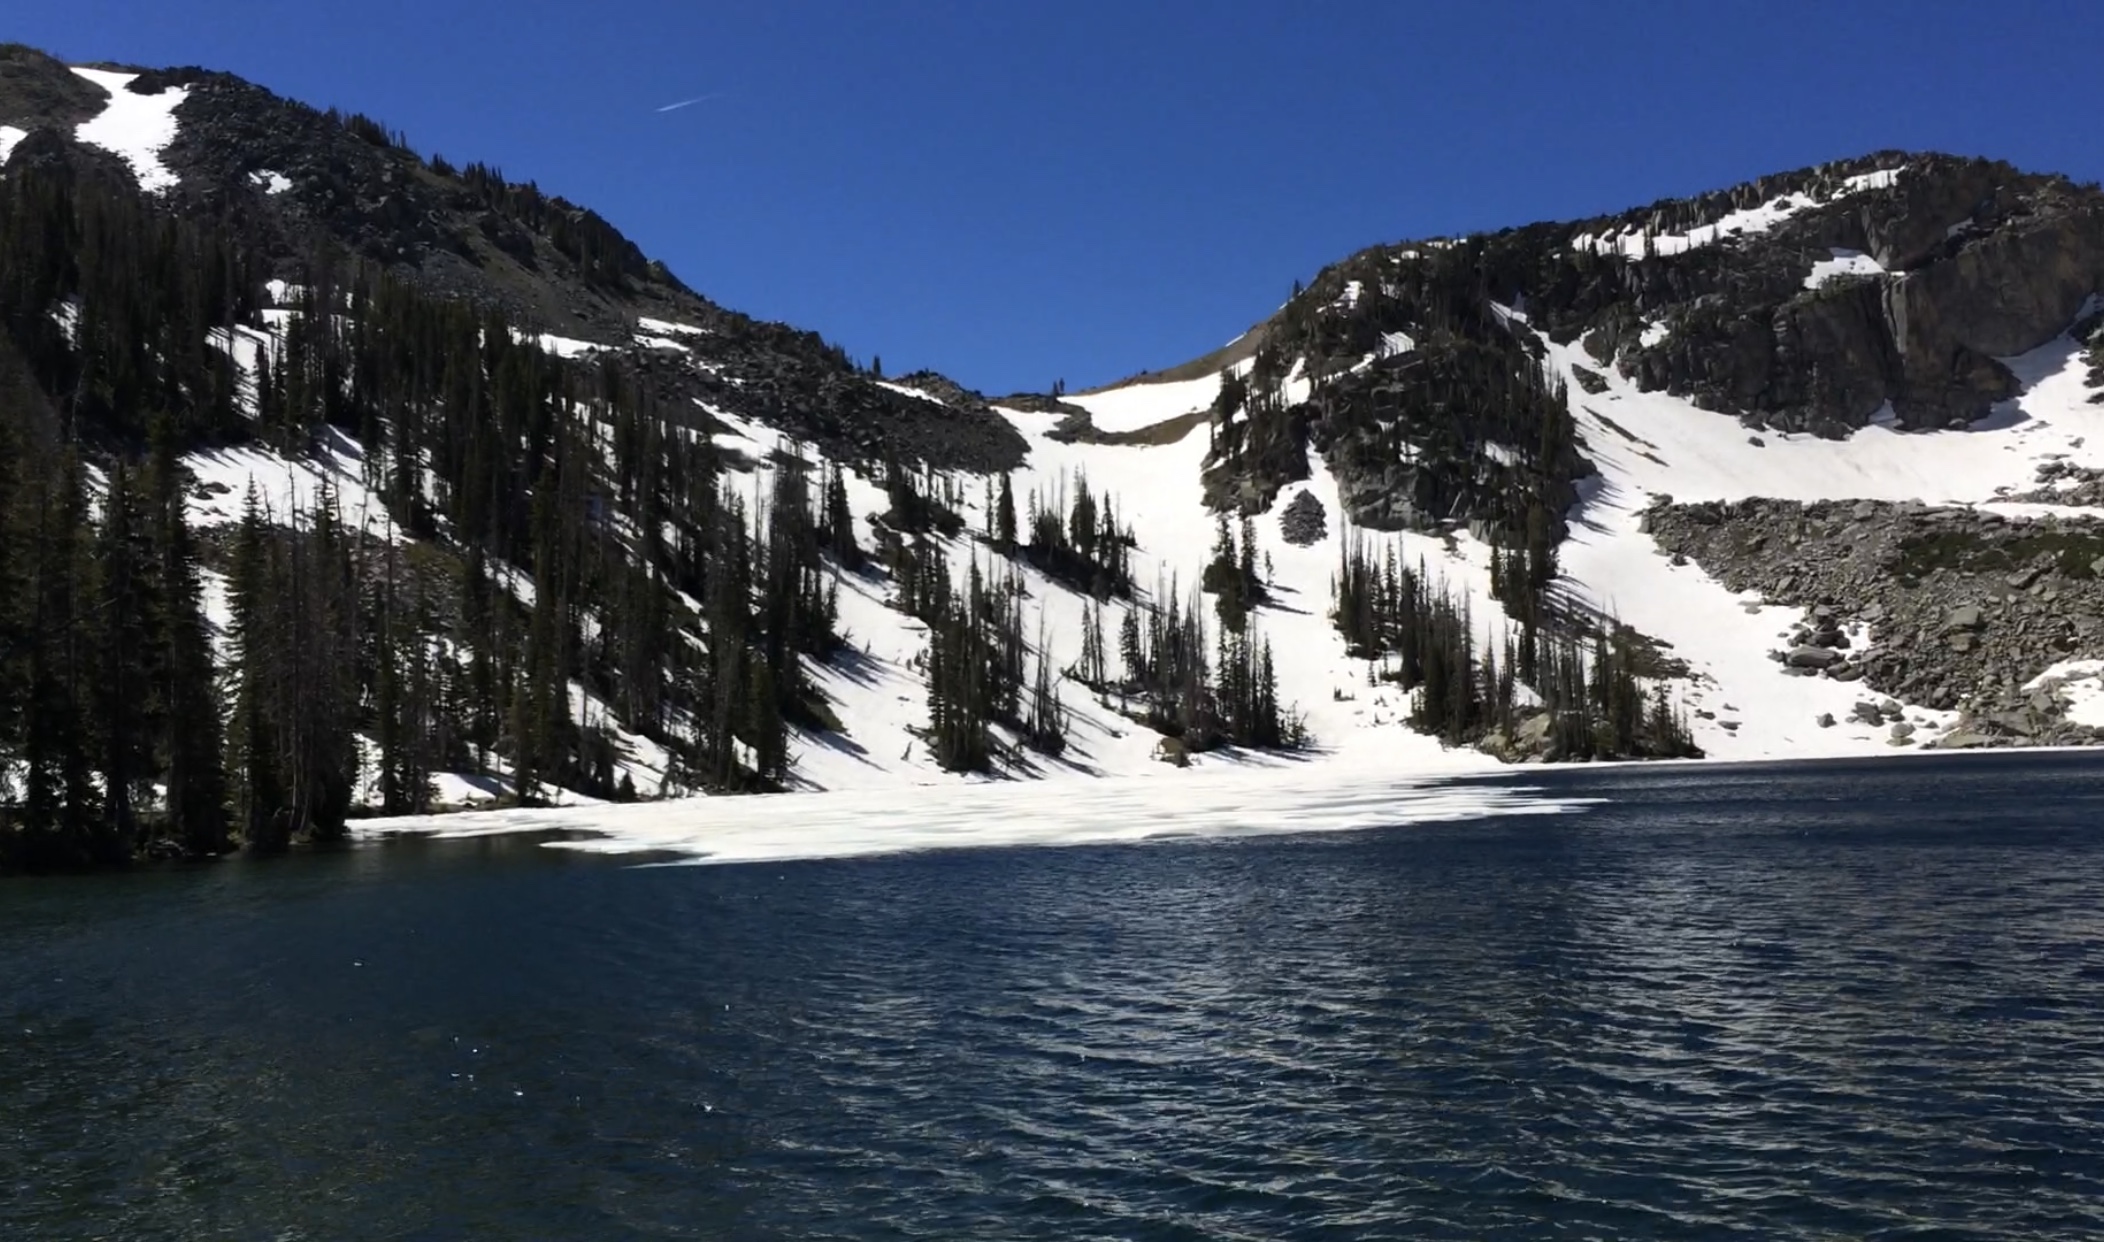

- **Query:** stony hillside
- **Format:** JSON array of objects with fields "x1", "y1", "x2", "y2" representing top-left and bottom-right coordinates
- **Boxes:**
[{"x1": 3, "y1": 44, "x2": 2101, "y2": 867}]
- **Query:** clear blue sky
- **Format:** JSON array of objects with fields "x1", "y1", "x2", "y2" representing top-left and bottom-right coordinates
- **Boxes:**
[{"x1": 13, "y1": 1, "x2": 2103, "y2": 393}]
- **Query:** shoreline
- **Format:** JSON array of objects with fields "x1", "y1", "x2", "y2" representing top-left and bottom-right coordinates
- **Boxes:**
[{"x1": 349, "y1": 744, "x2": 2103, "y2": 867}]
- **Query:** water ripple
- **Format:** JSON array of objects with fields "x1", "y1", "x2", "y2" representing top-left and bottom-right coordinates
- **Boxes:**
[{"x1": 1, "y1": 753, "x2": 2102, "y2": 1238}]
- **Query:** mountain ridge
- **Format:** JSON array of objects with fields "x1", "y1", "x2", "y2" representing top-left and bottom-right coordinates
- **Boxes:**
[{"x1": 2, "y1": 45, "x2": 2100, "y2": 870}]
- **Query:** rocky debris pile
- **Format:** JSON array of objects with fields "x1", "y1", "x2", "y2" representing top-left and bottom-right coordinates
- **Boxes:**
[
  {"x1": 1644, "y1": 496, "x2": 2104, "y2": 746},
  {"x1": 1278, "y1": 489, "x2": 1328, "y2": 546},
  {"x1": 2004, "y1": 458, "x2": 2104, "y2": 506},
  {"x1": 891, "y1": 370, "x2": 994, "y2": 417}
]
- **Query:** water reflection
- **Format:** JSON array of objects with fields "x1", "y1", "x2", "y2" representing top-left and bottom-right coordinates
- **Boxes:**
[{"x1": 2, "y1": 753, "x2": 2101, "y2": 1239}]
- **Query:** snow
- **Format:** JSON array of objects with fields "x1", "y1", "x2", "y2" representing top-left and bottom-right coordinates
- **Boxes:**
[
  {"x1": 183, "y1": 428, "x2": 403, "y2": 542},
  {"x1": 874, "y1": 380, "x2": 949, "y2": 406},
  {"x1": 636, "y1": 316, "x2": 708, "y2": 338},
  {"x1": 1546, "y1": 326, "x2": 2104, "y2": 759},
  {"x1": 354, "y1": 765, "x2": 1591, "y2": 865},
  {"x1": 70, "y1": 67, "x2": 188, "y2": 195},
  {"x1": 1640, "y1": 320, "x2": 1671, "y2": 349},
  {"x1": 249, "y1": 169, "x2": 293, "y2": 195},
  {"x1": 1378, "y1": 330, "x2": 1416, "y2": 359},
  {"x1": 1575, "y1": 193, "x2": 1820, "y2": 259},
  {"x1": 1066, "y1": 365, "x2": 1245, "y2": 434},
  {"x1": 263, "y1": 226, "x2": 2104, "y2": 837},
  {"x1": 1574, "y1": 170, "x2": 1904, "y2": 261},
  {"x1": 1805, "y1": 248, "x2": 1887, "y2": 289},
  {"x1": 1844, "y1": 168, "x2": 1904, "y2": 193},
  {"x1": 0, "y1": 125, "x2": 26, "y2": 165},
  {"x1": 513, "y1": 328, "x2": 605, "y2": 359},
  {"x1": 2025, "y1": 661, "x2": 2104, "y2": 729}
]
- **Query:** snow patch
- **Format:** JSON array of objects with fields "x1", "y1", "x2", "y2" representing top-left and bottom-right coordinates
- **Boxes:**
[
  {"x1": 515, "y1": 329, "x2": 604, "y2": 359},
  {"x1": 249, "y1": 169, "x2": 293, "y2": 195},
  {"x1": 2025, "y1": 661, "x2": 2104, "y2": 728},
  {"x1": 0, "y1": 125, "x2": 26, "y2": 165},
  {"x1": 70, "y1": 67, "x2": 187, "y2": 194},
  {"x1": 1805, "y1": 248, "x2": 1886, "y2": 289},
  {"x1": 183, "y1": 428, "x2": 402, "y2": 543},
  {"x1": 1843, "y1": 168, "x2": 1904, "y2": 193},
  {"x1": 636, "y1": 316, "x2": 708, "y2": 338},
  {"x1": 1573, "y1": 172, "x2": 1903, "y2": 261}
]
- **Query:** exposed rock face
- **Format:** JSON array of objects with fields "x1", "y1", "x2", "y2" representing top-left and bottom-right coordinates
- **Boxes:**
[
  {"x1": 1645, "y1": 497, "x2": 2104, "y2": 746},
  {"x1": 1181, "y1": 153, "x2": 2104, "y2": 542},
  {"x1": 0, "y1": 44, "x2": 105, "y2": 130}
]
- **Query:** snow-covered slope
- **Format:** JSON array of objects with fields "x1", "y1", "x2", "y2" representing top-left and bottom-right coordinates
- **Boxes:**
[
  {"x1": 1551, "y1": 332, "x2": 2104, "y2": 757},
  {"x1": 121, "y1": 238, "x2": 2052, "y2": 861}
]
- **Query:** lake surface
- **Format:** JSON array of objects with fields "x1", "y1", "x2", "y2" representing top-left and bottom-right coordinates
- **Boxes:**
[{"x1": 4, "y1": 753, "x2": 2103, "y2": 1240}]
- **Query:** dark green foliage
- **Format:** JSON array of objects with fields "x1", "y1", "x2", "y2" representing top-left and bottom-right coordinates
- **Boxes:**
[
  {"x1": 1108, "y1": 573, "x2": 1303, "y2": 754},
  {"x1": 1015, "y1": 469, "x2": 1133, "y2": 599},
  {"x1": 1201, "y1": 514, "x2": 1267, "y2": 633},
  {"x1": 0, "y1": 151, "x2": 859, "y2": 868},
  {"x1": 1333, "y1": 537, "x2": 1696, "y2": 759}
]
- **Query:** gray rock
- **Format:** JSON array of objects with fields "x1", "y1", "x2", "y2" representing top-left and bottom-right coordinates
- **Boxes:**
[
  {"x1": 1944, "y1": 604, "x2": 1985, "y2": 632},
  {"x1": 1890, "y1": 721, "x2": 1917, "y2": 742},
  {"x1": 1816, "y1": 713, "x2": 1837, "y2": 728},
  {"x1": 1786, "y1": 645, "x2": 1846, "y2": 669}
]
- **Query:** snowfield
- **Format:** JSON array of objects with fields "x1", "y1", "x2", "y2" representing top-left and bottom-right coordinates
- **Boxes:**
[
  {"x1": 174, "y1": 278, "x2": 2094, "y2": 860},
  {"x1": 70, "y1": 67, "x2": 188, "y2": 194}
]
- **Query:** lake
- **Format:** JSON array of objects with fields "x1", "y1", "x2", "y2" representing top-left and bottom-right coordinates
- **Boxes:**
[{"x1": 4, "y1": 753, "x2": 2103, "y2": 1239}]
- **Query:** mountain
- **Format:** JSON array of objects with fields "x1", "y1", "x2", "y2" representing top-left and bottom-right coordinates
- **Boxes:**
[{"x1": 2, "y1": 45, "x2": 2100, "y2": 868}]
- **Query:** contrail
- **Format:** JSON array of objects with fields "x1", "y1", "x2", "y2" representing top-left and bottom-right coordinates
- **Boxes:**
[{"x1": 656, "y1": 94, "x2": 720, "y2": 113}]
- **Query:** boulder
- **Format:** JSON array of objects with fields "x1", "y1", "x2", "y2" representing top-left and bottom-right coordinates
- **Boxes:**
[{"x1": 1786, "y1": 645, "x2": 1846, "y2": 669}]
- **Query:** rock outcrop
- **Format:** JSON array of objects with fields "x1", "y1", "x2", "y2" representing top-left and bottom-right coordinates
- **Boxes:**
[{"x1": 1644, "y1": 497, "x2": 2104, "y2": 745}]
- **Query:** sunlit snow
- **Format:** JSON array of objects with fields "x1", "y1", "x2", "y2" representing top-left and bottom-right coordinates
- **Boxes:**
[
  {"x1": 70, "y1": 67, "x2": 188, "y2": 194},
  {"x1": 0, "y1": 125, "x2": 26, "y2": 165},
  {"x1": 1804, "y1": 249, "x2": 1887, "y2": 289},
  {"x1": 358, "y1": 766, "x2": 1593, "y2": 866}
]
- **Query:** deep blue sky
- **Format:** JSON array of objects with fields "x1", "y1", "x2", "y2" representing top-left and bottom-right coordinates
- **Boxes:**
[{"x1": 14, "y1": 2, "x2": 2103, "y2": 392}]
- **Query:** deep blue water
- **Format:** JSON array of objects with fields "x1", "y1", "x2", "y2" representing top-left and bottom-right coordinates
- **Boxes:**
[{"x1": 4, "y1": 752, "x2": 2103, "y2": 1240}]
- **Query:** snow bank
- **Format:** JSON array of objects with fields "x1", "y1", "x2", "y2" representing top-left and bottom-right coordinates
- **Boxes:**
[
  {"x1": 1546, "y1": 326, "x2": 2104, "y2": 759},
  {"x1": 0, "y1": 125, "x2": 26, "y2": 165},
  {"x1": 354, "y1": 766, "x2": 1595, "y2": 865},
  {"x1": 71, "y1": 67, "x2": 187, "y2": 194},
  {"x1": 636, "y1": 316, "x2": 708, "y2": 338},
  {"x1": 184, "y1": 428, "x2": 402, "y2": 542},
  {"x1": 2025, "y1": 661, "x2": 2104, "y2": 728},
  {"x1": 1574, "y1": 169, "x2": 1904, "y2": 261},
  {"x1": 1805, "y1": 248, "x2": 1886, "y2": 289}
]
